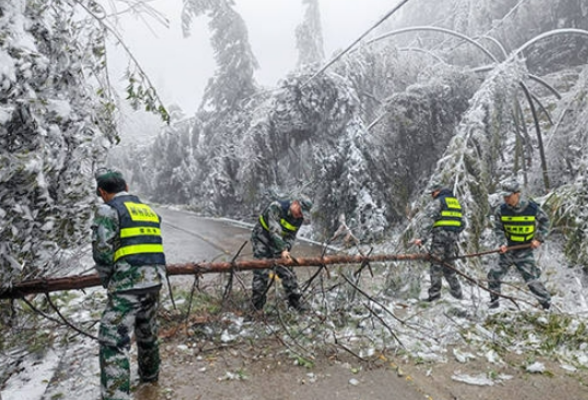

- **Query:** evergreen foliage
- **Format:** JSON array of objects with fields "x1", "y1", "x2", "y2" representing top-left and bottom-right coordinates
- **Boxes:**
[
  {"x1": 543, "y1": 67, "x2": 588, "y2": 270},
  {"x1": 5, "y1": 0, "x2": 588, "y2": 284},
  {"x1": 237, "y1": 72, "x2": 371, "y2": 233},
  {"x1": 120, "y1": 0, "x2": 588, "y2": 261},
  {"x1": 367, "y1": 65, "x2": 481, "y2": 223},
  {"x1": 333, "y1": 44, "x2": 412, "y2": 123},
  {"x1": 0, "y1": 0, "x2": 169, "y2": 285},
  {"x1": 182, "y1": 0, "x2": 258, "y2": 112},
  {"x1": 0, "y1": 0, "x2": 117, "y2": 282},
  {"x1": 295, "y1": 0, "x2": 325, "y2": 68}
]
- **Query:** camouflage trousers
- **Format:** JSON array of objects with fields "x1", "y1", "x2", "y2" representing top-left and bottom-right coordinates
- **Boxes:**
[
  {"x1": 99, "y1": 288, "x2": 161, "y2": 400},
  {"x1": 487, "y1": 248, "x2": 551, "y2": 306},
  {"x1": 251, "y1": 239, "x2": 301, "y2": 310},
  {"x1": 428, "y1": 230, "x2": 462, "y2": 299}
]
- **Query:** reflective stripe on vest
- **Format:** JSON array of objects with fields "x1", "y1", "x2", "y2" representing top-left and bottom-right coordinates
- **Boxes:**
[
  {"x1": 433, "y1": 196, "x2": 463, "y2": 229},
  {"x1": 259, "y1": 215, "x2": 299, "y2": 236},
  {"x1": 120, "y1": 227, "x2": 162, "y2": 238},
  {"x1": 114, "y1": 244, "x2": 165, "y2": 261}
]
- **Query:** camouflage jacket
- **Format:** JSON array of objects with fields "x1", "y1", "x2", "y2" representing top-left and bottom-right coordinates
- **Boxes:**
[
  {"x1": 251, "y1": 200, "x2": 301, "y2": 255},
  {"x1": 492, "y1": 197, "x2": 550, "y2": 245},
  {"x1": 91, "y1": 192, "x2": 166, "y2": 293}
]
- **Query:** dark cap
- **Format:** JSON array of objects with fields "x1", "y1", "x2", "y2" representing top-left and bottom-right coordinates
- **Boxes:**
[
  {"x1": 500, "y1": 179, "x2": 521, "y2": 197},
  {"x1": 95, "y1": 169, "x2": 126, "y2": 195},
  {"x1": 427, "y1": 182, "x2": 445, "y2": 193},
  {"x1": 297, "y1": 195, "x2": 313, "y2": 212}
]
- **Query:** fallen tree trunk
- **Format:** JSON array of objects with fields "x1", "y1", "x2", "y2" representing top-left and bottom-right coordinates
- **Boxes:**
[{"x1": 0, "y1": 253, "x2": 429, "y2": 299}]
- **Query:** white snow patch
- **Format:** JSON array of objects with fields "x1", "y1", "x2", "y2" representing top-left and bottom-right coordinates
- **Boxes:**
[
  {"x1": 0, "y1": 106, "x2": 13, "y2": 124},
  {"x1": 220, "y1": 329, "x2": 237, "y2": 343},
  {"x1": 561, "y1": 364, "x2": 577, "y2": 372},
  {"x1": 453, "y1": 348, "x2": 476, "y2": 363},
  {"x1": 576, "y1": 352, "x2": 588, "y2": 367},
  {"x1": 2, "y1": 350, "x2": 60, "y2": 400},
  {"x1": 451, "y1": 372, "x2": 494, "y2": 386},
  {"x1": 0, "y1": 50, "x2": 17, "y2": 82},
  {"x1": 526, "y1": 362, "x2": 546, "y2": 373},
  {"x1": 484, "y1": 349, "x2": 503, "y2": 364},
  {"x1": 47, "y1": 99, "x2": 73, "y2": 120}
]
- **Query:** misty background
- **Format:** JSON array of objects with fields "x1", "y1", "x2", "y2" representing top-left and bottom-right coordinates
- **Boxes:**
[
  {"x1": 2, "y1": 1, "x2": 588, "y2": 398},
  {"x1": 109, "y1": 0, "x2": 392, "y2": 117},
  {"x1": 3, "y1": 0, "x2": 588, "y2": 280}
]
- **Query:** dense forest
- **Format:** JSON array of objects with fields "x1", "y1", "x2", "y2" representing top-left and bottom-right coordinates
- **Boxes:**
[
  {"x1": 1, "y1": 0, "x2": 588, "y2": 285},
  {"x1": 108, "y1": 0, "x2": 588, "y2": 268},
  {"x1": 2, "y1": 0, "x2": 588, "y2": 397}
]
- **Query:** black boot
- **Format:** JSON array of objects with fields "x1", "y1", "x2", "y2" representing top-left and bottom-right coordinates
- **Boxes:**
[
  {"x1": 489, "y1": 295, "x2": 500, "y2": 309},
  {"x1": 140, "y1": 374, "x2": 159, "y2": 384},
  {"x1": 425, "y1": 292, "x2": 441, "y2": 302},
  {"x1": 288, "y1": 294, "x2": 309, "y2": 313},
  {"x1": 251, "y1": 293, "x2": 266, "y2": 312},
  {"x1": 450, "y1": 287, "x2": 463, "y2": 300}
]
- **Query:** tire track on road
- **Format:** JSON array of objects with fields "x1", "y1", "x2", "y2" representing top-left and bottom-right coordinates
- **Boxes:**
[{"x1": 161, "y1": 220, "x2": 233, "y2": 257}]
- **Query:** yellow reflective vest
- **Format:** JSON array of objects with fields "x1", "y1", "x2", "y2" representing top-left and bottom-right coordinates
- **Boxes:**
[
  {"x1": 433, "y1": 194, "x2": 463, "y2": 232},
  {"x1": 500, "y1": 201, "x2": 538, "y2": 243},
  {"x1": 108, "y1": 195, "x2": 166, "y2": 265},
  {"x1": 259, "y1": 200, "x2": 302, "y2": 237}
]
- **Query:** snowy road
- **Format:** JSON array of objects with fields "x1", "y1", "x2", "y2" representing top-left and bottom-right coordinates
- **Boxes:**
[
  {"x1": 158, "y1": 207, "x2": 254, "y2": 264},
  {"x1": 1, "y1": 206, "x2": 330, "y2": 400},
  {"x1": 4, "y1": 207, "x2": 588, "y2": 400},
  {"x1": 157, "y1": 206, "x2": 327, "y2": 264}
]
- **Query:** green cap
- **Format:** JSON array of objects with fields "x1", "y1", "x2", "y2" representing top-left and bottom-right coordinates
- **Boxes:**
[
  {"x1": 427, "y1": 182, "x2": 445, "y2": 193},
  {"x1": 95, "y1": 169, "x2": 123, "y2": 182},
  {"x1": 500, "y1": 179, "x2": 520, "y2": 197},
  {"x1": 95, "y1": 169, "x2": 126, "y2": 195},
  {"x1": 298, "y1": 195, "x2": 313, "y2": 212}
]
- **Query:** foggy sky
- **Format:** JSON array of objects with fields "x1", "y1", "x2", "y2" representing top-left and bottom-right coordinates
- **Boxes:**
[{"x1": 108, "y1": 0, "x2": 392, "y2": 113}]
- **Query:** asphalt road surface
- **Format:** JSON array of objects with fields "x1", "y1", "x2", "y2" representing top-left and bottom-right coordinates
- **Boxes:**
[
  {"x1": 157, "y1": 206, "x2": 326, "y2": 265},
  {"x1": 147, "y1": 207, "x2": 428, "y2": 400}
]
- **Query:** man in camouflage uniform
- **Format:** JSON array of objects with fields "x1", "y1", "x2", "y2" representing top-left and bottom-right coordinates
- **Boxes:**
[
  {"x1": 413, "y1": 183, "x2": 464, "y2": 302},
  {"x1": 250, "y1": 196, "x2": 313, "y2": 312},
  {"x1": 488, "y1": 179, "x2": 551, "y2": 310},
  {"x1": 92, "y1": 170, "x2": 166, "y2": 400}
]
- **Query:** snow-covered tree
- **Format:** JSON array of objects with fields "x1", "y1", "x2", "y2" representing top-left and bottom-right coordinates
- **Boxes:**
[
  {"x1": 367, "y1": 66, "x2": 481, "y2": 223},
  {"x1": 0, "y1": 0, "x2": 118, "y2": 283},
  {"x1": 313, "y1": 117, "x2": 388, "y2": 240},
  {"x1": 333, "y1": 44, "x2": 417, "y2": 124},
  {"x1": 544, "y1": 65, "x2": 588, "y2": 271},
  {"x1": 0, "y1": 0, "x2": 169, "y2": 286},
  {"x1": 182, "y1": 0, "x2": 258, "y2": 112},
  {"x1": 177, "y1": 0, "x2": 261, "y2": 214},
  {"x1": 295, "y1": 0, "x2": 325, "y2": 68},
  {"x1": 236, "y1": 72, "x2": 389, "y2": 239}
]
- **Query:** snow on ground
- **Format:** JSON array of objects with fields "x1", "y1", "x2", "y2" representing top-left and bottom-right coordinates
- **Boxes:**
[
  {"x1": 2, "y1": 349, "x2": 60, "y2": 400},
  {"x1": 39, "y1": 338, "x2": 101, "y2": 400},
  {"x1": 1, "y1": 217, "x2": 587, "y2": 399}
]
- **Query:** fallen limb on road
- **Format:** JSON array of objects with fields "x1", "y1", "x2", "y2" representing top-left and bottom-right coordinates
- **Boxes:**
[
  {"x1": 0, "y1": 244, "x2": 531, "y2": 299},
  {"x1": 0, "y1": 253, "x2": 429, "y2": 299}
]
